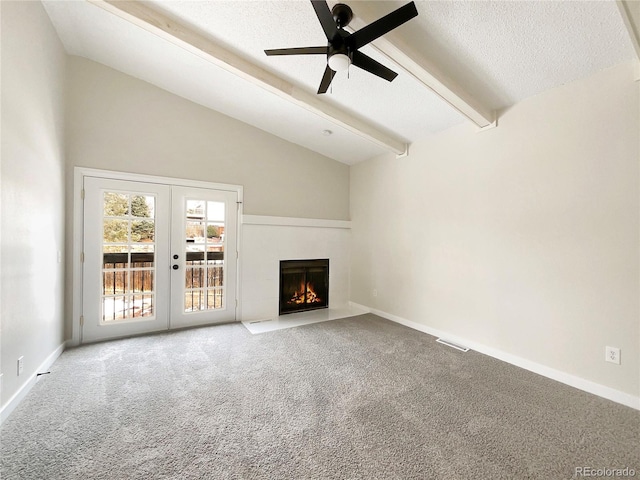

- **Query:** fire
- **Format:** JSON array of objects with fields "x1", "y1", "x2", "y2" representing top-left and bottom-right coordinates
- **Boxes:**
[{"x1": 289, "y1": 281, "x2": 322, "y2": 305}]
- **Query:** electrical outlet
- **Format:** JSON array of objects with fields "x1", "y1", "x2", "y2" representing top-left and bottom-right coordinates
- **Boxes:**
[
  {"x1": 605, "y1": 346, "x2": 620, "y2": 365},
  {"x1": 372, "y1": 289, "x2": 378, "y2": 297},
  {"x1": 17, "y1": 356, "x2": 24, "y2": 376}
]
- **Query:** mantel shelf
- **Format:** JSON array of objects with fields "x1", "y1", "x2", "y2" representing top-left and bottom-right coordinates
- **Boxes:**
[{"x1": 242, "y1": 215, "x2": 351, "y2": 229}]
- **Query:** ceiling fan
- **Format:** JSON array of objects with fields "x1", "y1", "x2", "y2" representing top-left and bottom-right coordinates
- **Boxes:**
[{"x1": 264, "y1": 1, "x2": 418, "y2": 94}]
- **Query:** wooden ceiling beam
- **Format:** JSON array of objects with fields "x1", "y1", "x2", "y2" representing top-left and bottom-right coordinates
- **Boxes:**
[
  {"x1": 617, "y1": 1, "x2": 640, "y2": 61},
  {"x1": 87, "y1": 0, "x2": 408, "y2": 155},
  {"x1": 347, "y1": 15, "x2": 495, "y2": 129}
]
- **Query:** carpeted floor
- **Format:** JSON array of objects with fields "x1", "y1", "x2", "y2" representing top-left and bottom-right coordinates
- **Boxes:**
[{"x1": 1, "y1": 314, "x2": 638, "y2": 479}]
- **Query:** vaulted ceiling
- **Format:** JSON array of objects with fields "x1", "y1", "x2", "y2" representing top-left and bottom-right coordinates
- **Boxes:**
[{"x1": 42, "y1": 0, "x2": 638, "y2": 164}]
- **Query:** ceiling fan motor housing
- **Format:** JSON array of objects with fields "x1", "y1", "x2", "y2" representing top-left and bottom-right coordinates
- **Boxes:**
[
  {"x1": 328, "y1": 30, "x2": 350, "y2": 53},
  {"x1": 331, "y1": 3, "x2": 353, "y2": 28}
]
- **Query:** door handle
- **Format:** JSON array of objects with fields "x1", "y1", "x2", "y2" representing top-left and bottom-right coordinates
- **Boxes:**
[{"x1": 172, "y1": 264, "x2": 179, "y2": 270}]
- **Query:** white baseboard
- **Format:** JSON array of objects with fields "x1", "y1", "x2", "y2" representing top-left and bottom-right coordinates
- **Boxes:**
[
  {"x1": 350, "y1": 302, "x2": 640, "y2": 411},
  {"x1": 0, "y1": 343, "x2": 66, "y2": 424}
]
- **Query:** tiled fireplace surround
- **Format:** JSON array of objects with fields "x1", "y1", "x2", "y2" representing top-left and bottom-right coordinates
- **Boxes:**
[{"x1": 240, "y1": 216, "x2": 350, "y2": 322}]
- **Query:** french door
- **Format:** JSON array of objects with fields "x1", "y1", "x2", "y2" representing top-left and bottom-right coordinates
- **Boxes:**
[
  {"x1": 82, "y1": 177, "x2": 237, "y2": 343},
  {"x1": 169, "y1": 186, "x2": 237, "y2": 329}
]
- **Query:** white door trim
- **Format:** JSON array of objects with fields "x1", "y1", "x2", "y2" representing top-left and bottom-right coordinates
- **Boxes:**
[{"x1": 72, "y1": 167, "x2": 243, "y2": 346}]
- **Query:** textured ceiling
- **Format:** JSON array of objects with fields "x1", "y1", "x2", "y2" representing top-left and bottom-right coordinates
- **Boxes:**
[
  {"x1": 377, "y1": 0, "x2": 636, "y2": 108},
  {"x1": 42, "y1": 0, "x2": 635, "y2": 164}
]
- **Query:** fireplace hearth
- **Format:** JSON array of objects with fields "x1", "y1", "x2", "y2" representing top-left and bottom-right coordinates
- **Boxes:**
[{"x1": 279, "y1": 259, "x2": 329, "y2": 315}]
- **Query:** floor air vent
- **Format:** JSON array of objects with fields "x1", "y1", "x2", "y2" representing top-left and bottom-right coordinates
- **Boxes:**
[{"x1": 436, "y1": 338, "x2": 469, "y2": 352}]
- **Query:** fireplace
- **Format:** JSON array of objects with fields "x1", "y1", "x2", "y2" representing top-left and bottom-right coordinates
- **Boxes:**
[{"x1": 279, "y1": 259, "x2": 329, "y2": 315}]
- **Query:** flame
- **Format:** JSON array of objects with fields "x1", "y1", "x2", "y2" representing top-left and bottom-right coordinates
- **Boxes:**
[{"x1": 289, "y1": 281, "x2": 322, "y2": 305}]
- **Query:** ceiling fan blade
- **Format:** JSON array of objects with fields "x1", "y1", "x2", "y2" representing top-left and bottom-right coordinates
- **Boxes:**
[
  {"x1": 349, "y1": 2, "x2": 418, "y2": 50},
  {"x1": 311, "y1": 1, "x2": 338, "y2": 41},
  {"x1": 265, "y1": 46, "x2": 327, "y2": 56},
  {"x1": 317, "y1": 65, "x2": 336, "y2": 94},
  {"x1": 351, "y1": 51, "x2": 398, "y2": 82}
]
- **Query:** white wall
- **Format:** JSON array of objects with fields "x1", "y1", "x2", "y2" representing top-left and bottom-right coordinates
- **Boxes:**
[
  {"x1": 1, "y1": 1, "x2": 67, "y2": 411},
  {"x1": 350, "y1": 62, "x2": 639, "y2": 399},
  {"x1": 241, "y1": 220, "x2": 351, "y2": 321},
  {"x1": 65, "y1": 56, "x2": 350, "y2": 220}
]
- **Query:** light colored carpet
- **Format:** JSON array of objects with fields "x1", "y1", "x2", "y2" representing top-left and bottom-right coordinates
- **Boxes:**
[{"x1": 1, "y1": 314, "x2": 638, "y2": 479}]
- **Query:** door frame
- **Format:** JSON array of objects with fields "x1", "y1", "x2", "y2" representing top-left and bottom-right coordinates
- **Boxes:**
[{"x1": 72, "y1": 167, "x2": 243, "y2": 346}]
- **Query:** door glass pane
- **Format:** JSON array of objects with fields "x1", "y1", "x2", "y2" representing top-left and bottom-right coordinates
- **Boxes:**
[
  {"x1": 184, "y1": 198, "x2": 225, "y2": 312},
  {"x1": 131, "y1": 245, "x2": 155, "y2": 254},
  {"x1": 103, "y1": 270, "x2": 127, "y2": 295},
  {"x1": 207, "y1": 201, "x2": 225, "y2": 221},
  {"x1": 130, "y1": 195, "x2": 155, "y2": 217},
  {"x1": 103, "y1": 248, "x2": 130, "y2": 269},
  {"x1": 185, "y1": 267, "x2": 204, "y2": 288},
  {"x1": 103, "y1": 219, "x2": 128, "y2": 243},
  {"x1": 132, "y1": 270, "x2": 154, "y2": 293},
  {"x1": 132, "y1": 295, "x2": 153, "y2": 317},
  {"x1": 185, "y1": 290, "x2": 205, "y2": 312},
  {"x1": 208, "y1": 266, "x2": 223, "y2": 286},
  {"x1": 132, "y1": 220, "x2": 154, "y2": 242},
  {"x1": 102, "y1": 191, "x2": 156, "y2": 323},
  {"x1": 207, "y1": 289, "x2": 223, "y2": 309},
  {"x1": 186, "y1": 200, "x2": 204, "y2": 218},
  {"x1": 104, "y1": 245, "x2": 130, "y2": 254},
  {"x1": 103, "y1": 192, "x2": 128, "y2": 216},
  {"x1": 186, "y1": 221, "x2": 205, "y2": 240}
]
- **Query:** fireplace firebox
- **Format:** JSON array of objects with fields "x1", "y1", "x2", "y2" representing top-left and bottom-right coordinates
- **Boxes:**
[{"x1": 279, "y1": 259, "x2": 329, "y2": 315}]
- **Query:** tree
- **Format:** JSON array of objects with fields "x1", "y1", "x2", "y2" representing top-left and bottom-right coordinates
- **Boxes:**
[
  {"x1": 130, "y1": 196, "x2": 151, "y2": 217},
  {"x1": 207, "y1": 225, "x2": 220, "y2": 239},
  {"x1": 104, "y1": 192, "x2": 128, "y2": 216},
  {"x1": 103, "y1": 193, "x2": 128, "y2": 243},
  {"x1": 130, "y1": 196, "x2": 154, "y2": 242},
  {"x1": 102, "y1": 193, "x2": 154, "y2": 243},
  {"x1": 103, "y1": 219, "x2": 128, "y2": 243}
]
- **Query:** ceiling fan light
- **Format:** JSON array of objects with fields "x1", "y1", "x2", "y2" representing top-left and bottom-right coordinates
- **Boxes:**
[{"x1": 328, "y1": 53, "x2": 350, "y2": 72}]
